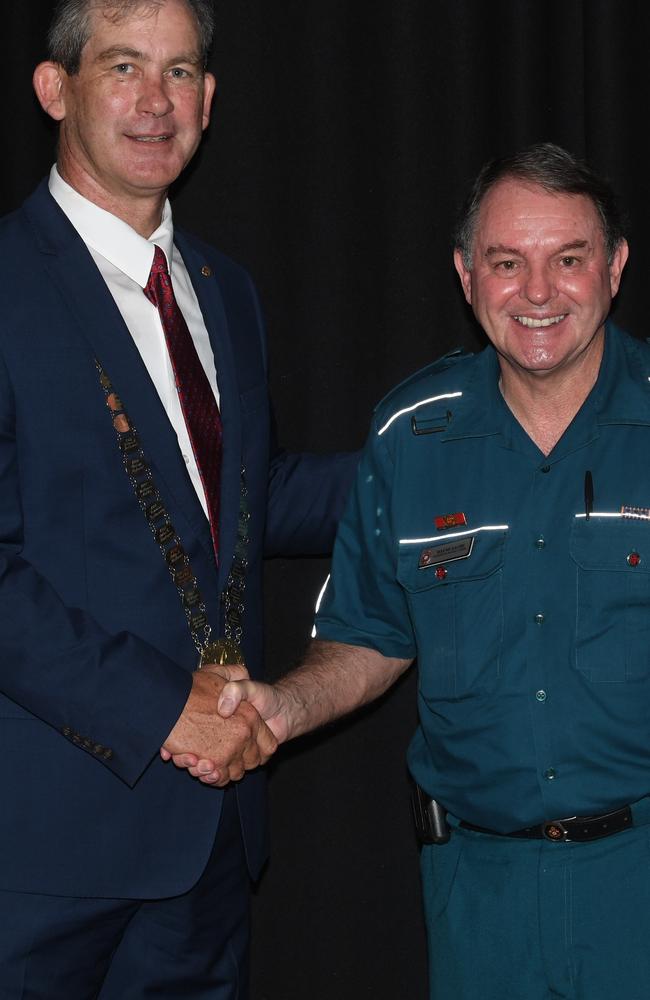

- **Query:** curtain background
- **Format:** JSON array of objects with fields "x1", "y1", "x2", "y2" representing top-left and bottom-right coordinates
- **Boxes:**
[{"x1": 5, "y1": 3, "x2": 648, "y2": 996}]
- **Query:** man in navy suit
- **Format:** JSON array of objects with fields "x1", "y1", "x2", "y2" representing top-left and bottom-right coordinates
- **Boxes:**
[{"x1": 0, "y1": 0, "x2": 355, "y2": 996}]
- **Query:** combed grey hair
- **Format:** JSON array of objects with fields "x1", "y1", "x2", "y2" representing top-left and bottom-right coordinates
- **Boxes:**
[
  {"x1": 47, "y1": 0, "x2": 215, "y2": 74},
  {"x1": 454, "y1": 142, "x2": 626, "y2": 268}
]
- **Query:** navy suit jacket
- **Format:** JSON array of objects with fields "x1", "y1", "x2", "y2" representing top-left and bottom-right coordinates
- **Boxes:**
[{"x1": 0, "y1": 181, "x2": 356, "y2": 897}]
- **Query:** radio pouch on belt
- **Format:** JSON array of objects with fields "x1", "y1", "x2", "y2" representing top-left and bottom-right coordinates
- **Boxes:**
[{"x1": 411, "y1": 784, "x2": 451, "y2": 845}]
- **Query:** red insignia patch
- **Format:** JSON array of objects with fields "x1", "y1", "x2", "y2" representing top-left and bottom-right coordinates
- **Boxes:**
[{"x1": 434, "y1": 512, "x2": 467, "y2": 531}]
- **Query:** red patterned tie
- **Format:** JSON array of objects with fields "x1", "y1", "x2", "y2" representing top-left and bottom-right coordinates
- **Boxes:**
[{"x1": 144, "y1": 245, "x2": 222, "y2": 561}]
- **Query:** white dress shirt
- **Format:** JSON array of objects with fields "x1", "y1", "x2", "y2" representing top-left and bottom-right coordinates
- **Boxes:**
[{"x1": 48, "y1": 164, "x2": 218, "y2": 519}]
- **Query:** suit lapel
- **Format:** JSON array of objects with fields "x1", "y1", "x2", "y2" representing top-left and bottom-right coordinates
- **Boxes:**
[{"x1": 24, "y1": 184, "x2": 217, "y2": 576}]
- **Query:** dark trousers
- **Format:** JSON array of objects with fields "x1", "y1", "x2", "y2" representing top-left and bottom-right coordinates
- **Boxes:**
[
  {"x1": 421, "y1": 800, "x2": 650, "y2": 999},
  {"x1": 0, "y1": 789, "x2": 250, "y2": 1000}
]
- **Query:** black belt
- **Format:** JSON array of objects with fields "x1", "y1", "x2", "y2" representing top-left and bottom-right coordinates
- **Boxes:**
[{"x1": 460, "y1": 805, "x2": 633, "y2": 843}]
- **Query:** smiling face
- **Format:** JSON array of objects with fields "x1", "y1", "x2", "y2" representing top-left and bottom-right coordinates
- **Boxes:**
[
  {"x1": 34, "y1": 0, "x2": 215, "y2": 221},
  {"x1": 454, "y1": 178, "x2": 628, "y2": 384}
]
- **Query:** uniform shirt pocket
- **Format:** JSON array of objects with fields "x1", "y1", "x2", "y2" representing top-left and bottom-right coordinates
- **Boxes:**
[
  {"x1": 397, "y1": 528, "x2": 507, "y2": 701},
  {"x1": 570, "y1": 516, "x2": 650, "y2": 682}
]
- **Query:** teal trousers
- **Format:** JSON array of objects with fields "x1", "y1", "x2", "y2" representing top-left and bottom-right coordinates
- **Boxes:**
[{"x1": 421, "y1": 803, "x2": 650, "y2": 999}]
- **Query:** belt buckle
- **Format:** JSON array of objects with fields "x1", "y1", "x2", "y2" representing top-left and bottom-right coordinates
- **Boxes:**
[{"x1": 543, "y1": 818, "x2": 575, "y2": 842}]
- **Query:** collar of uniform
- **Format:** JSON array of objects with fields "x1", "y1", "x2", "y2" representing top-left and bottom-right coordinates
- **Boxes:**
[
  {"x1": 592, "y1": 323, "x2": 650, "y2": 428},
  {"x1": 47, "y1": 163, "x2": 175, "y2": 286},
  {"x1": 444, "y1": 324, "x2": 650, "y2": 446},
  {"x1": 441, "y1": 344, "x2": 504, "y2": 441}
]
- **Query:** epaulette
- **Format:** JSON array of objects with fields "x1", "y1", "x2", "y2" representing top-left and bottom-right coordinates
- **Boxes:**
[
  {"x1": 374, "y1": 346, "x2": 472, "y2": 413},
  {"x1": 373, "y1": 346, "x2": 476, "y2": 438}
]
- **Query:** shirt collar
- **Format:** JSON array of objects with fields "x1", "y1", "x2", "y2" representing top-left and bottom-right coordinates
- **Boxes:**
[
  {"x1": 592, "y1": 323, "x2": 650, "y2": 427},
  {"x1": 48, "y1": 163, "x2": 175, "y2": 287},
  {"x1": 444, "y1": 324, "x2": 650, "y2": 458}
]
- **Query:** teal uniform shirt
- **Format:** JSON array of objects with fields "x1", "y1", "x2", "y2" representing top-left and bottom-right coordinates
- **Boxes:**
[{"x1": 315, "y1": 324, "x2": 650, "y2": 832}]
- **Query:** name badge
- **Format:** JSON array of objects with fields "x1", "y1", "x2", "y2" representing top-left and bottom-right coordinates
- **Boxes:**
[
  {"x1": 419, "y1": 536, "x2": 474, "y2": 569},
  {"x1": 621, "y1": 505, "x2": 650, "y2": 521}
]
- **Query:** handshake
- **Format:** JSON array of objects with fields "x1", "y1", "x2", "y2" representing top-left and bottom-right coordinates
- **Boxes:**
[
  {"x1": 160, "y1": 663, "x2": 287, "y2": 787},
  {"x1": 160, "y1": 641, "x2": 408, "y2": 785}
]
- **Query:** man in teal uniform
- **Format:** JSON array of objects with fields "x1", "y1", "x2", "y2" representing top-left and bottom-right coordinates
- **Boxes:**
[{"x1": 172, "y1": 143, "x2": 650, "y2": 997}]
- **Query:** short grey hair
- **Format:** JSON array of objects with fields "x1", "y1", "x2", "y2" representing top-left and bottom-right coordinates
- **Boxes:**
[
  {"x1": 454, "y1": 142, "x2": 627, "y2": 269},
  {"x1": 47, "y1": 0, "x2": 215, "y2": 74}
]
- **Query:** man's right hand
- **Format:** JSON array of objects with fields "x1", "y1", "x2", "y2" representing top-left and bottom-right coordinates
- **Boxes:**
[
  {"x1": 218, "y1": 679, "x2": 290, "y2": 743},
  {"x1": 160, "y1": 666, "x2": 278, "y2": 787},
  {"x1": 163, "y1": 641, "x2": 411, "y2": 785}
]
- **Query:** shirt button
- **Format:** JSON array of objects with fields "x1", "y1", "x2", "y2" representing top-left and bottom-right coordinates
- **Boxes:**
[
  {"x1": 182, "y1": 454, "x2": 190, "y2": 464},
  {"x1": 535, "y1": 690, "x2": 547, "y2": 702},
  {"x1": 535, "y1": 536, "x2": 545, "y2": 549},
  {"x1": 534, "y1": 613, "x2": 545, "y2": 625},
  {"x1": 543, "y1": 768, "x2": 557, "y2": 780},
  {"x1": 540, "y1": 465, "x2": 551, "y2": 473},
  {"x1": 627, "y1": 551, "x2": 641, "y2": 567}
]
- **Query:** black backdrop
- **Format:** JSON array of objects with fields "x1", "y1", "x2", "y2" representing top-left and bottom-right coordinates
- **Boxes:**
[{"x1": 5, "y1": 3, "x2": 649, "y2": 997}]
